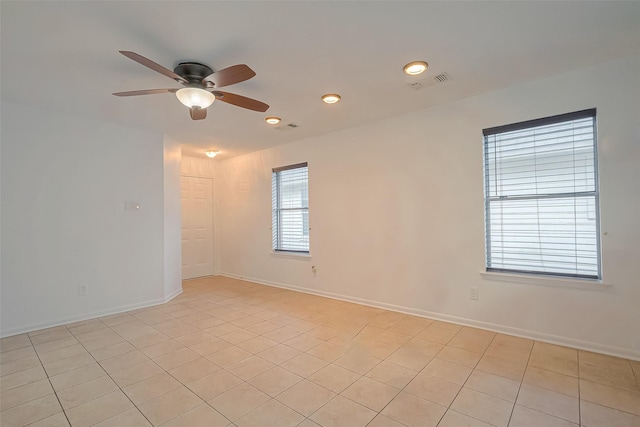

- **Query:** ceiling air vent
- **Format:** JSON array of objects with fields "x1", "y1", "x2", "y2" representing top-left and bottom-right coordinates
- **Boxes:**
[
  {"x1": 274, "y1": 123, "x2": 299, "y2": 131},
  {"x1": 407, "y1": 72, "x2": 450, "y2": 90},
  {"x1": 434, "y1": 73, "x2": 449, "y2": 83}
]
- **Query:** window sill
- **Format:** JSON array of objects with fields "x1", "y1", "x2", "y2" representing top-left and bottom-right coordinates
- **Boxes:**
[
  {"x1": 479, "y1": 270, "x2": 610, "y2": 290},
  {"x1": 270, "y1": 251, "x2": 311, "y2": 260}
]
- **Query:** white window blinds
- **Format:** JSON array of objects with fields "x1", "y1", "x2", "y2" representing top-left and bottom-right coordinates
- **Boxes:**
[
  {"x1": 483, "y1": 109, "x2": 600, "y2": 279},
  {"x1": 272, "y1": 163, "x2": 309, "y2": 253}
]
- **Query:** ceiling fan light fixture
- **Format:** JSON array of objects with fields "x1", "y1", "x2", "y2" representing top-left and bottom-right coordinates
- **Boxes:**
[
  {"x1": 176, "y1": 87, "x2": 216, "y2": 109},
  {"x1": 205, "y1": 150, "x2": 219, "y2": 158},
  {"x1": 403, "y1": 61, "x2": 428, "y2": 76},
  {"x1": 322, "y1": 94, "x2": 341, "y2": 104},
  {"x1": 265, "y1": 116, "x2": 281, "y2": 125}
]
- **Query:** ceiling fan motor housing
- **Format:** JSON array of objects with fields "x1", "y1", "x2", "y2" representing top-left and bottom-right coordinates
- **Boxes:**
[{"x1": 174, "y1": 62, "x2": 213, "y2": 85}]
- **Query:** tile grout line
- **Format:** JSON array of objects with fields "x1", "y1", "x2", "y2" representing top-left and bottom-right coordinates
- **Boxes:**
[
  {"x1": 269, "y1": 318, "x2": 405, "y2": 426},
  {"x1": 577, "y1": 350, "x2": 582, "y2": 426},
  {"x1": 505, "y1": 340, "x2": 534, "y2": 427},
  {"x1": 69, "y1": 320, "x2": 159, "y2": 427},
  {"x1": 143, "y1": 298, "x2": 312, "y2": 426},
  {"x1": 434, "y1": 328, "x2": 504, "y2": 427},
  {"x1": 96, "y1": 312, "x2": 243, "y2": 426},
  {"x1": 370, "y1": 320, "x2": 436, "y2": 426},
  {"x1": 26, "y1": 330, "x2": 73, "y2": 427},
  {"x1": 390, "y1": 323, "x2": 456, "y2": 425},
  {"x1": 342, "y1": 321, "x2": 462, "y2": 426},
  {"x1": 107, "y1": 311, "x2": 243, "y2": 426}
]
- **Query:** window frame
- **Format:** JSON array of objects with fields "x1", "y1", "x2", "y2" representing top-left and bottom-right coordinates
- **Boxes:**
[
  {"x1": 271, "y1": 162, "x2": 309, "y2": 254},
  {"x1": 482, "y1": 108, "x2": 601, "y2": 280}
]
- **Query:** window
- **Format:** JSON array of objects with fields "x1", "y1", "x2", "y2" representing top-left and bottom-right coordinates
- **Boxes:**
[
  {"x1": 272, "y1": 162, "x2": 309, "y2": 253},
  {"x1": 483, "y1": 109, "x2": 600, "y2": 279}
]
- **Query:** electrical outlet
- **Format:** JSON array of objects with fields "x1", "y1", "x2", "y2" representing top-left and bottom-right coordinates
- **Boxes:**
[
  {"x1": 78, "y1": 285, "x2": 88, "y2": 296},
  {"x1": 470, "y1": 287, "x2": 478, "y2": 300}
]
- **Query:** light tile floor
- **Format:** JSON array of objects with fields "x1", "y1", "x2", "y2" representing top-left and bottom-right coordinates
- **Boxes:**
[{"x1": 1, "y1": 276, "x2": 639, "y2": 426}]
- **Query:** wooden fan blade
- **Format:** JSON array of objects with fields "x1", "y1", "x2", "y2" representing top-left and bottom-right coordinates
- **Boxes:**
[
  {"x1": 112, "y1": 88, "x2": 178, "y2": 97},
  {"x1": 213, "y1": 91, "x2": 269, "y2": 112},
  {"x1": 190, "y1": 106, "x2": 207, "y2": 120},
  {"x1": 119, "y1": 51, "x2": 187, "y2": 84},
  {"x1": 204, "y1": 64, "x2": 256, "y2": 88}
]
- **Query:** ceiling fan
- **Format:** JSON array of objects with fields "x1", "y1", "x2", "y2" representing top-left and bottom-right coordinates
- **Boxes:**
[{"x1": 113, "y1": 51, "x2": 269, "y2": 120}]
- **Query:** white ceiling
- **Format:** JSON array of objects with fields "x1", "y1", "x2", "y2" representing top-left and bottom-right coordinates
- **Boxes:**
[{"x1": 2, "y1": 1, "x2": 639, "y2": 159}]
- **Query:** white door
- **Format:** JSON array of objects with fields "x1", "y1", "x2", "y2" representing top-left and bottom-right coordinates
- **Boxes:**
[{"x1": 181, "y1": 176, "x2": 214, "y2": 279}]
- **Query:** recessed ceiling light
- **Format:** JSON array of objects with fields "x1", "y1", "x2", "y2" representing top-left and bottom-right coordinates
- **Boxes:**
[
  {"x1": 265, "y1": 116, "x2": 281, "y2": 125},
  {"x1": 403, "y1": 61, "x2": 428, "y2": 76},
  {"x1": 322, "y1": 94, "x2": 341, "y2": 104},
  {"x1": 205, "y1": 150, "x2": 219, "y2": 158}
]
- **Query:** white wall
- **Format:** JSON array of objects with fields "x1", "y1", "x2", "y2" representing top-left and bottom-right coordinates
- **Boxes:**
[
  {"x1": 181, "y1": 155, "x2": 216, "y2": 179},
  {"x1": 163, "y1": 136, "x2": 183, "y2": 299},
  {"x1": 0, "y1": 102, "x2": 170, "y2": 335},
  {"x1": 215, "y1": 55, "x2": 640, "y2": 359}
]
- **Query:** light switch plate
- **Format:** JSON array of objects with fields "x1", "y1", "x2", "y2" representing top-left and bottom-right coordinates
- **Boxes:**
[{"x1": 125, "y1": 201, "x2": 140, "y2": 211}]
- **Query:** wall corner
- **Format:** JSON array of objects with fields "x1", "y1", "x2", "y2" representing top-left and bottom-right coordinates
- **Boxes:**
[{"x1": 163, "y1": 135, "x2": 183, "y2": 299}]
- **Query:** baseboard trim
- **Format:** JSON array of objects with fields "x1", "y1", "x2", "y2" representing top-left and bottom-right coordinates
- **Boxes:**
[
  {"x1": 0, "y1": 288, "x2": 183, "y2": 338},
  {"x1": 220, "y1": 272, "x2": 640, "y2": 361},
  {"x1": 163, "y1": 287, "x2": 184, "y2": 303}
]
